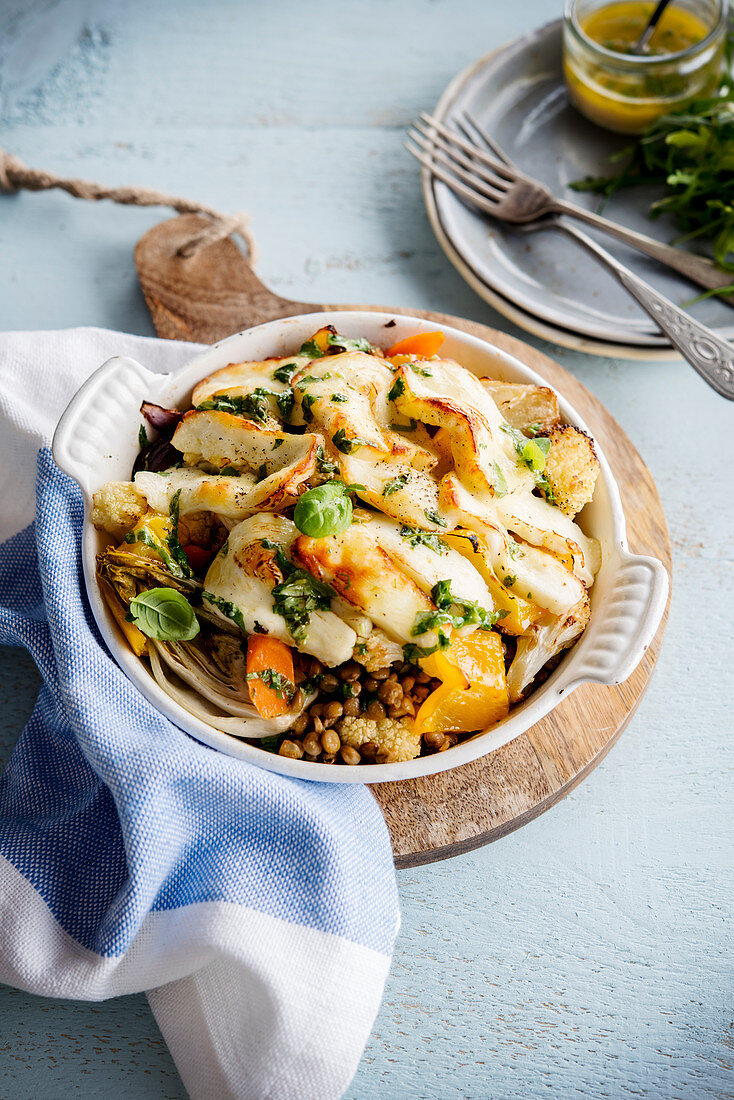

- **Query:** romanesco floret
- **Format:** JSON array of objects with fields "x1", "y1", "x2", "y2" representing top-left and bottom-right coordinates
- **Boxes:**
[
  {"x1": 91, "y1": 481, "x2": 148, "y2": 539},
  {"x1": 339, "y1": 715, "x2": 421, "y2": 763}
]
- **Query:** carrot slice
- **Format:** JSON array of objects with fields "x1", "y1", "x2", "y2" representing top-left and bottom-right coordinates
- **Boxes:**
[
  {"x1": 386, "y1": 330, "x2": 445, "y2": 359},
  {"x1": 246, "y1": 635, "x2": 296, "y2": 719}
]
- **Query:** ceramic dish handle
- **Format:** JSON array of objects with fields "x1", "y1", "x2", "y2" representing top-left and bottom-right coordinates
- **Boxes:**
[
  {"x1": 52, "y1": 356, "x2": 163, "y2": 498},
  {"x1": 559, "y1": 549, "x2": 669, "y2": 694}
]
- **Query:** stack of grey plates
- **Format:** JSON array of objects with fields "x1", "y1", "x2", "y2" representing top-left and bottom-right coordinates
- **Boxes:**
[{"x1": 423, "y1": 20, "x2": 734, "y2": 359}]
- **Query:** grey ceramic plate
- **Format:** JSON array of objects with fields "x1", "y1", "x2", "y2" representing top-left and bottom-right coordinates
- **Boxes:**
[{"x1": 424, "y1": 19, "x2": 734, "y2": 356}]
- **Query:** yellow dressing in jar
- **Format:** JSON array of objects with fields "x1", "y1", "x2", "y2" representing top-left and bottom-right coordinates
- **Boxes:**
[
  {"x1": 582, "y1": 1, "x2": 709, "y2": 55},
  {"x1": 563, "y1": 0, "x2": 727, "y2": 133}
]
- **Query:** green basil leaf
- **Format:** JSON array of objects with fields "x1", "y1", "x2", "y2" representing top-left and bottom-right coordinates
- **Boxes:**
[
  {"x1": 128, "y1": 588, "x2": 200, "y2": 641},
  {"x1": 293, "y1": 481, "x2": 353, "y2": 538}
]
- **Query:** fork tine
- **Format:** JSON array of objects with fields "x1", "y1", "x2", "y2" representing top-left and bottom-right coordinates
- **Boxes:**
[
  {"x1": 408, "y1": 126, "x2": 508, "y2": 202},
  {"x1": 407, "y1": 131, "x2": 506, "y2": 204},
  {"x1": 405, "y1": 142, "x2": 501, "y2": 218},
  {"x1": 419, "y1": 112, "x2": 515, "y2": 181},
  {"x1": 460, "y1": 110, "x2": 521, "y2": 172},
  {"x1": 411, "y1": 119, "x2": 510, "y2": 191}
]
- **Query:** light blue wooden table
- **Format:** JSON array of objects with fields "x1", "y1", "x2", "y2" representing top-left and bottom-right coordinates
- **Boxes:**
[{"x1": 1, "y1": 1, "x2": 732, "y2": 1096}]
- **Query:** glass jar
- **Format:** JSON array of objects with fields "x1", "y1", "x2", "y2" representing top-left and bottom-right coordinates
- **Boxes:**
[{"x1": 563, "y1": 0, "x2": 727, "y2": 134}]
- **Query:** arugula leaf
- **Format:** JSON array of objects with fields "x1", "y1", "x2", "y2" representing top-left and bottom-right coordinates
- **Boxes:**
[{"x1": 569, "y1": 62, "x2": 734, "y2": 293}]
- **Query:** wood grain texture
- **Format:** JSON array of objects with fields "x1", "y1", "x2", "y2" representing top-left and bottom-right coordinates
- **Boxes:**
[{"x1": 133, "y1": 222, "x2": 671, "y2": 868}]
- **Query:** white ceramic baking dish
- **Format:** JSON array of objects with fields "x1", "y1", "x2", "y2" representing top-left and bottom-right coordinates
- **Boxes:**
[{"x1": 52, "y1": 311, "x2": 668, "y2": 783}]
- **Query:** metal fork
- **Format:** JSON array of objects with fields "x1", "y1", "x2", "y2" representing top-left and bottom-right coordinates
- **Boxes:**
[
  {"x1": 407, "y1": 114, "x2": 734, "y2": 400},
  {"x1": 408, "y1": 111, "x2": 734, "y2": 304}
]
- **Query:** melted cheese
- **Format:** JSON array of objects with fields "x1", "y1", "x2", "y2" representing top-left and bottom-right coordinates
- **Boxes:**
[
  {"x1": 292, "y1": 525, "x2": 439, "y2": 648},
  {"x1": 204, "y1": 514, "x2": 356, "y2": 666},
  {"x1": 292, "y1": 352, "x2": 436, "y2": 470},
  {"x1": 191, "y1": 356, "x2": 306, "y2": 408},
  {"x1": 392, "y1": 358, "x2": 533, "y2": 499},
  {"x1": 439, "y1": 474, "x2": 585, "y2": 616},
  {"x1": 359, "y1": 512, "x2": 494, "y2": 610}
]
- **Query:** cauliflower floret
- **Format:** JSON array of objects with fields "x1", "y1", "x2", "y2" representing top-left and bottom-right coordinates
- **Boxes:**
[
  {"x1": 506, "y1": 594, "x2": 591, "y2": 703},
  {"x1": 91, "y1": 481, "x2": 148, "y2": 539},
  {"x1": 339, "y1": 715, "x2": 421, "y2": 763},
  {"x1": 543, "y1": 426, "x2": 600, "y2": 517},
  {"x1": 354, "y1": 629, "x2": 404, "y2": 673},
  {"x1": 482, "y1": 381, "x2": 561, "y2": 434}
]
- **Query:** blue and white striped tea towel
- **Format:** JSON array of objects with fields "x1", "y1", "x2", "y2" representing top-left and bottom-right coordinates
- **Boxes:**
[{"x1": 0, "y1": 328, "x2": 400, "y2": 1100}]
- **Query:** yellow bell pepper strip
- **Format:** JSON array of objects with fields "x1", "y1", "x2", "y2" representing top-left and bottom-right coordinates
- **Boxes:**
[
  {"x1": 415, "y1": 630, "x2": 509, "y2": 735},
  {"x1": 98, "y1": 577, "x2": 148, "y2": 657},
  {"x1": 246, "y1": 635, "x2": 296, "y2": 720},
  {"x1": 386, "y1": 330, "x2": 445, "y2": 359}
]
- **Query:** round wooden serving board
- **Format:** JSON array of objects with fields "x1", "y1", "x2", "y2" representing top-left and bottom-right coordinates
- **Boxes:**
[{"x1": 135, "y1": 215, "x2": 672, "y2": 868}]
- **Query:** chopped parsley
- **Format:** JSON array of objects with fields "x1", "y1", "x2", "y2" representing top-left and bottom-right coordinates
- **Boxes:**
[
  {"x1": 330, "y1": 393, "x2": 348, "y2": 402},
  {"x1": 507, "y1": 537, "x2": 525, "y2": 560},
  {"x1": 253, "y1": 620, "x2": 267, "y2": 634},
  {"x1": 167, "y1": 489, "x2": 194, "y2": 578},
  {"x1": 220, "y1": 465, "x2": 240, "y2": 476},
  {"x1": 272, "y1": 361, "x2": 298, "y2": 384},
  {"x1": 382, "y1": 472, "x2": 410, "y2": 497},
  {"x1": 430, "y1": 578, "x2": 501, "y2": 631},
  {"x1": 272, "y1": 438, "x2": 285, "y2": 450},
  {"x1": 424, "y1": 508, "x2": 447, "y2": 528},
  {"x1": 503, "y1": 575, "x2": 517, "y2": 588},
  {"x1": 138, "y1": 424, "x2": 148, "y2": 449},
  {"x1": 196, "y1": 388, "x2": 287, "y2": 425},
  {"x1": 399, "y1": 525, "x2": 448, "y2": 555},
  {"x1": 388, "y1": 376, "x2": 405, "y2": 402},
  {"x1": 255, "y1": 462, "x2": 268, "y2": 482},
  {"x1": 272, "y1": 570, "x2": 333, "y2": 645},
  {"x1": 411, "y1": 365, "x2": 433, "y2": 377},
  {"x1": 405, "y1": 580, "x2": 504, "y2": 657},
  {"x1": 315, "y1": 444, "x2": 339, "y2": 479},
  {"x1": 301, "y1": 392, "x2": 317, "y2": 423},
  {"x1": 492, "y1": 461, "x2": 508, "y2": 497},
  {"x1": 276, "y1": 389, "x2": 295, "y2": 420},
  {"x1": 299, "y1": 332, "x2": 374, "y2": 358},
  {"x1": 259, "y1": 539, "x2": 335, "y2": 643},
  {"x1": 332, "y1": 428, "x2": 369, "y2": 455},
  {"x1": 124, "y1": 527, "x2": 184, "y2": 578},
  {"x1": 246, "y1": 667, "x2": 296, "y2": 702},
  {"x1": 295, "y1": 374, "x2": 321, "y2": 390},
  {"x1": 390, "y1": 419, "x2": 417, "y2": 432},
  {"x1": 201, "y1": 591, "x2": 247, "y2": 633},
  {"x1": 501, "y1": 422, "x2": 556, "y2": 502}
]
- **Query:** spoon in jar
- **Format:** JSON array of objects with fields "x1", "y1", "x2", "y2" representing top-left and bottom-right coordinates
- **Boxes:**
[{"x1": 631, "y1": 0, "x2": 674, "y2": 53}]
